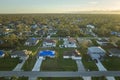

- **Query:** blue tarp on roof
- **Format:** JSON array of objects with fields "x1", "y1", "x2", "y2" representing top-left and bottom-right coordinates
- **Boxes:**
[
  {"x1": 39, "y1": 50, "x2": 55, "y2": 57},
  {"x1": 0, "y1": 50, "x2": 4, "y2": 56}
]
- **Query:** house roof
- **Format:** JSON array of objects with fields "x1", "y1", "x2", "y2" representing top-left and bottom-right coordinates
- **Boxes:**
[
  {"x1": 67, "y1": 36, "x2": 76, "y2": 43},
  {"x1": 97, "y1": 39, "x2": 108, "y2": 42},
  {"x1": 39, "y1": 50, "x2": 55, "y2": 57},
  {"x1": 11, "y1": 51, "x2": 28, "y2": 57},
  {"x1": 88, "y1": 47, "x2": 106, "y2": 53},
  {"x1": 0, "y1": 50, "x2": 4, "y2": 56},
  {"x1": 63, "y1": 50, "x2": 81, "y2": 57},
  {"x1": 109, "y1": 48, "x2": 120, "y2": 55},
  {"x1": 44, "y1": 39, "x2": 56, "y2": 43}
]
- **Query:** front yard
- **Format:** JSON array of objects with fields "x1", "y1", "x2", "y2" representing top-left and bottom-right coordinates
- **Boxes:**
[
  {"x1": 102, "y1": 56, "x2": 120, "y2": 71},
  {"x1": 22, "y1": 56, "x2": 37, "y2": 71},
  {"x1": 40, "y1": 47, "x2": 78, "y2": 71},
  {"x1": 0, "y1": 57, "x2": 19, "y2": 71},
  {"x1": 78, "y1": 48, "x2": 98, "y2": 71},
  {"x1": 41, "y1": 58, "x2": 77, "y2": 71}
]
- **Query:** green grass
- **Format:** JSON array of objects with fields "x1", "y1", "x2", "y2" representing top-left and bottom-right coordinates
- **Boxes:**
[
  {"x1": 41, "y1": 58, "x2": 77, "y2": 71},
  {"x1": 115, "y1": 77, "x2": 120, "y2": 80},
  {"x1": 92, "y1": 77, "x2": 107, "y2": 80},
  {"x1": 82, "y1": 54, "x2": 98, "y2": 71},
  {"x1": 38, "y1": 77, "x2": 83, "y2": 80},
  {"x1": 0, "y1": 76, "x2": 28, "y2": 80},
  {"x1": 91, "y1": 39, "x2": 100, "y2": 46},
  {"x1": 0, "y1": 57, "x2": 19, "y2": 71},
  {"x1": 22, "y1": 56, "x2": 37, "y2": 71},
  {"x1": 78, "y1": 48, "x2": 98, "y2": 71},
  {"x1": 102, "y1": 56, "x2": 120, "y2": 71}
]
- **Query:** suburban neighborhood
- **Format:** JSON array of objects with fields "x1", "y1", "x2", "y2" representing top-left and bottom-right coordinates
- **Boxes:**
[{"x1": 0, "y1": 14, "x2": 120, "y2": 80}]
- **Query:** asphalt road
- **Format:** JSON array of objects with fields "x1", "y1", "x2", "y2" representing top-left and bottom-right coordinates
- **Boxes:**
[{"x1": 0, "y1": 71, "x2": 120, "y2": 77}]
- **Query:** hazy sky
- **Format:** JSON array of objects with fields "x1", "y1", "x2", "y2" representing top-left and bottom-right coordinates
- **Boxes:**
[{"x1": 0, "y1": 0, "x2": 120, "y2": 13}]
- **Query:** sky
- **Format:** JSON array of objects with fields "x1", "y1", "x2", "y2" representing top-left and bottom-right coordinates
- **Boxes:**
[{"x1": 0, "y1": 0, "x2": 120, "y2": 13}]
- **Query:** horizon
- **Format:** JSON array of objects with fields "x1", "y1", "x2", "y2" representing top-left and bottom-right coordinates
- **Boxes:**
[{"x1": 0, "y1": 0, "x2": 120, "y2": 13}]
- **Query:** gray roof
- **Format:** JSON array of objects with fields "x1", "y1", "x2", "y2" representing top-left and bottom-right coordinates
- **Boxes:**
[
  {"x1": 88, "y1": 47, "x2": 106, "y2": 53},
  {"x1": 63, "y1": 50, "x2": 81, "y2": 57},
  {"x1": 109, "y1": 48, "x2": 120, "y2": 54},
  {"x1": 11, "y1": 51, "x2": 27, "y2": 57},
  {"x1": 26, "y1": 37, "x2": 38, "y2": 46}
]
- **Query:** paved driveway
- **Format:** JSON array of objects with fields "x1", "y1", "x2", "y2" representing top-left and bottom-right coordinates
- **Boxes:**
[
  {"x1": 75, "y1": 59, "x2": 91, "y2": 80},
  {"x1": 32, "y1": 57, "x2": 43, "y2": 71},
  {"x1": 13, "y1": 56, "x2": 28, "y2": 71},
  {"x1": 76, "y1": 60, "x2": 85, "y2": 71},
  {"x1": 96, "y1": 60, "x2": 115, "y2": 80}
]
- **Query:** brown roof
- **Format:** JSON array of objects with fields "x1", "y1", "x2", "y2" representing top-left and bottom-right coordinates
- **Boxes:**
[
  {"x1": 63, "y1": 49, "x2": 81, "y2": 57},
  {"x1": 44, "y1": 39, "x2": 56, "y2": 43},
  {"x1": 68, "y1": 36, "x2": 76, "y2": 43}
]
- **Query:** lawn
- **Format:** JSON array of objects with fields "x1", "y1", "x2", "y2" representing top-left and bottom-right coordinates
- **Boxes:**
[
  {"x1": 0, "y1": 76, "x2": 28, "y2": 80},
  {"x1": 92, "y1": 77, "x2": 107, "y2": 80},
  {"x1": 41, "y1": 58, "x2": 77, "y2": 71},
  {"x1": 39, "y1": 47, "x2": 78, "y2": 71},
  {"x1": 0, "y1": 57, "x2": 19, "y2": 71},
  {"x1": 115, "y1": 77, "x2": 120, "y2": 80},
  {"x1": 38, "y1": 77, "x2": 83, "y2": 80},
  {"x1": 102, "y1": 56, "x2": 120, "y2": 71},
  {"x1": 82, "y1": 53, "x2": 98, "y2": 71},
  {"x1": 22, "y1": 56, "x2": 37, "y2": 71},
  {"x1": 78, "y1": 48, "x2": 98, "y2": 71}
]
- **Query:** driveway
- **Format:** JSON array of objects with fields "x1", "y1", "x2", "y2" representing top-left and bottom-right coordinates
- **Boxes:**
[
  {"x1": 96, "y1": 60, "x2": 115, "y2": 80},
  {"x1": 76, "y1": 60, "x2": 85, "y2": 71},
  {"x1": 75, "y1": 59, "x2": 91, "y2": 80},
  {"x1": 32, "y1": 57, "x2": 43, "y2": 71},
  {"x1": 13, "y1": 56, "x2": 28, "y2": 71}
]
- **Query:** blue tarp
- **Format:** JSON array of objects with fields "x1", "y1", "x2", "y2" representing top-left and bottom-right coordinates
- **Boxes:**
[
  {"x1": 39, "y1": 50, "x2": 55, "y2": 57},
  {"x1": 0, "y1": 50, "x2": 4, "y2": 56}
]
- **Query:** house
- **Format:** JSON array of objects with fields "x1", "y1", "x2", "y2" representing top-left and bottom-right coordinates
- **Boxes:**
[
  {"x1": 87, "y1": 47, "x2": 106, "y2": 60},
  {"x1": 0, "y1": 50, "x2": 5, "y2": 58},
  {"x1": 43, "y1": 39, "x2": 56, "y2": 47},
  {"x1": 63, "y1": 49, "x2": 81, "y2": 60},
  {"x1": 25, "y1": 37, "x2": 39, "y2": 46},
  {"x1": 37, "y1": 29, "x2": 45, "y2": 36},
  {"x1": 11, "y1": 50, "x2": 31, "y2": 58},
  {"x1": 63, "y1": 36, "x2": 77, "y2": 48},
  {"x1": 38, "y1": 50, "x2": 55, "y2": 58},
  {"x1": 109, "y1": 48, "x2": 120, "y2": 57},
  {"x1": 96, "y1": 38, "x2": 109, "y2": 45}
]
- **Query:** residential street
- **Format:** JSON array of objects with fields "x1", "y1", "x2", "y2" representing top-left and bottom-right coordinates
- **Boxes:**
[{"x1": 0, "y1": 71, "x2": 120, "y2": 77}]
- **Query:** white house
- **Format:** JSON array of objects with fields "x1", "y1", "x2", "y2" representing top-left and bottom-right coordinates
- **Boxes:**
[
  {"x1": 63, "y1": 49, "x2": 81, "y2": 60},
  {"x1": 87, "y1": 47, "x2": 106, "y2": 60},
  {"x1": 43, "y1": 39, "x2": 56, "y2": 47},
  {"x1": 96, "y1": 38, "x2": 109, "y2": 45},
  {"x1": 63, "y1": 36, "x2": 77, "y2": 48}
]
